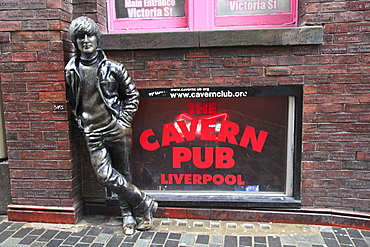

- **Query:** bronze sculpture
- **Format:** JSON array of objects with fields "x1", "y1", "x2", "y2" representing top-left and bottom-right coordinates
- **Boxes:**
[{"x1": 65, "y1": 16, "x2": 157, "y2": 235}]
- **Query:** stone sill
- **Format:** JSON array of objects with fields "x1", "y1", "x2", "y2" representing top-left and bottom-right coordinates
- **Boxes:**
[{"x1": 101, "y1": 26, "x2": 323, "y2": 50}]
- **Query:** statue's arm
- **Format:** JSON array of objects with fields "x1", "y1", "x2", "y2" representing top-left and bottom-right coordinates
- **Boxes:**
[{"x1": 118, "y1": 65, "x2": 140, "y2": 128}]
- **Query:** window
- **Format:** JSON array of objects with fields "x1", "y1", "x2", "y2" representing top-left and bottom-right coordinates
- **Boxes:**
[
  {"x1": 106, "y1": 85, "x2": 302, "y2": 208},
  {"x1": 107, "y1": 0, "x2": 297, "y2": 33}
]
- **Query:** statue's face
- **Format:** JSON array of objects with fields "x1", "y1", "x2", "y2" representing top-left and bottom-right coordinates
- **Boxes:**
[{"x1": 76, "y1": 34, "x2": 98, "y2": 56}]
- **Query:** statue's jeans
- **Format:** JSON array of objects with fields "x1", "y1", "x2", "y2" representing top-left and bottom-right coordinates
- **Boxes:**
[{"x1": 84, "y1": 118, "x2": 145, "y2": 208}]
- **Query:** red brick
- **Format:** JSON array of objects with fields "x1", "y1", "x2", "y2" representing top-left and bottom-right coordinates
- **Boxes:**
[
  {"x1": 29, "y1": 102, "x2": 53, "y2": 112},
  {"x1": 21, "y1": 20, "x2": 50, "y2": 31},
  {"x1": 11, "y1": 32, "x2": 37, "y2": 41},
  {"x1": 0, "y1": 21, "x2": 21, "y2": 31},
  {"x1": 348, "y1": 1, "x2": 370, "y2": 11},
  {"x1": 14, "y1": 93, "x2": 41, "y2": 102},
  {"x1": 37, "y1": 51, "x2": 64, "y2": 61},
  {"x1": 12, "y1": 52, "x2": 37, "y2": 62},
  {"x1": 304, "y1": 94, "x2": 331, "y2": 104},
  {"x1": 211, "y1": 68, "x2": 238, "y2": 77},
  {"x1": 333, "y1": 74, "x2": 361, "y2": 84},
  {"x1": 303, "y1": 105, "x2": 317, "y2": 113},
  {"x1": 224, "y1": 58, "x2": 250, "y2": 67},
  {"x1": 315, "y1": 179, "x2": 341, "y2": 188},
  {"x1": 31, "y1": 122, "x2": 56, "y2": 131},
  {"x1": 26, "y1": 62, "x2": 51, "y2": 71},
  {"x1": 5, "y1": 122, "x2": 30, "y2": 131},
  {"x1": 158, "y1": 70, "x2": 185, "y2": 79},
  {"x1": 345, "y1": 104, "x2": 370, "y2": 113},
  {"x1": 42, "y1": 112, "x2": 68, "y2": 121},
  {"x1": 349, "y1": 22, "x2": 370, "y2": 32},
  {"x1": 321, "y1": 45, "x2": 347, "y2": 54},
  {"x1": 302, "y1": 170, "x2": 328, "y2": 179},
  {"x1": 324, "y1": 23, "x2": 349, "y2": 33},
  {"x1": 333, "y1": 54, "x2": 360, "y2": 64},
  {"x1": 357, "y1": 152, "x2": 370, "y2": 161},
  {"x1": 1, "y1": 81, "x2": 27, "y2": 92},
  {"x1": 19, "y1": 151, "x2": 46, "y2": 160},
  {"x1": 318, "y1": 65, "x2": 347, "y2": 74},
  {"x1": 304, "y1": 75, "x2": 331, "y2": 85},
  {"x1": 250, "y1": 57, "x2": 277, "y2": 66},
  {"x1": 0, "y1": 53, "x2": 12, "y2": 63},
  {"x1": 39, "y1": 71, "x2": 65, "y2": 82},
  {"x1": 27, "y1": 82, "x2": 53, "y2": 92},
  {"x1": 329, "y1": 133, "x2": 357, "y2": 142},
  {"x1": 13, "y1": 72, "x2": 40, "y2": 82},
  {"x1": 237, "y1": 67, "x2": 264, "y2": 76},
  {"x1": 40, "y1": 92, "x2": 66, "y2": 101},
  {"x1": 0, "y1": 32, "x2": 10, "y2": 43},
  {"x1": 333, "y1": 11, "x2": 364, "y2": 22},
  {"x1": 55, "y1": 121, "x2": 70, "y2": 131},
  {"x1": 36, "y1": 31, "x2": 61, "y2": 41},
  {"x1": 291, "y1": 65, "x2": 319, "y2": 75},
  {"x1": 301, "y1": 179, "x2": 315, "y2": 188},
  {"x1": 18, "y1": 131, "x2": 43, "y2": 141},
  {"x1": 317, "y1": 104, "x2": 344, "y2": 113},
  {"x1": 334, "y1": 33, "x2": 362, "y2": 43},
  {"x1": 317, "y1": 85, "x2": 346, "y2": 94},
  {"x1": 304, "y1": 3, "x2": 320, "y2": 13},
  {"x1": 360, "y1": 95, "x2": 370, "y2": 103},
  {"x1": 265, "y1": 66, "x2": 291, "y2": 76}
]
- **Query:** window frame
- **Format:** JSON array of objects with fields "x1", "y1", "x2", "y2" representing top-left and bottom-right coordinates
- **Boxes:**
[
  {"x1": 107, "y1": 0, "x2": 298, "y2": 33},
  {"x1": 106, "y1": 85, "x2": 303, "y2": 208}
]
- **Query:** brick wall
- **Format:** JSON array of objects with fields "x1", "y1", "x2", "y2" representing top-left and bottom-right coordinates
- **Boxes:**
[
  {"x1": 0, "y1": 0, "x2": 92, "y2": 223},
  {"x1": 1, "y1": 0, "x2": 369, "y2": 223}
]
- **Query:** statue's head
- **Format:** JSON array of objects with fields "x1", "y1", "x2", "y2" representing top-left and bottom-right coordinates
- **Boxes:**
[{"x1": 70, "y1": 16, "x2": 100, "y2": 55}]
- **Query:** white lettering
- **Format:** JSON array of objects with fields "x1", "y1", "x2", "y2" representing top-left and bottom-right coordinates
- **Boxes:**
[{"x1": 229, "y1": 0, "x2": 267, "y2": 11}]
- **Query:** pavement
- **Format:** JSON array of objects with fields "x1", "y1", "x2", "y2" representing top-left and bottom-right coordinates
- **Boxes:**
[{"x1": 0, "y1": 214, "x2": 370, "y2": 247}]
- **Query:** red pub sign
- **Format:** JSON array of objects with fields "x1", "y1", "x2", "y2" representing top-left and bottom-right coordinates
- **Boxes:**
[{"x1": 129, "y1": 86, "x2": 301, "y2": 200}]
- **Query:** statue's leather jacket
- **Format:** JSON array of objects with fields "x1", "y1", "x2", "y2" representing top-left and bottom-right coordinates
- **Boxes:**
[{"x1": 65, "y1": 49, "x2": 139, "y2": 129}]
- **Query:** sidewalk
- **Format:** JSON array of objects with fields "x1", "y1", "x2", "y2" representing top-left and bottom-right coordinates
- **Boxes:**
[{"x1": 0, "y1": 214, "x2": 370, "y2": 246}]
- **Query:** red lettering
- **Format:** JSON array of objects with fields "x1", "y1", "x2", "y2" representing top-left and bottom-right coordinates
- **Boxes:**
[
  {"x1": 208, "y1": 103, "x2": 217, "y2": 114},
  {"x1": 200, "y1": 119, "x2": 217, "y2": 141},
  {"x1": 239, "y1": 126, "x2": 268, "y2": 153},
  {"x1": 225, "y1": 174, "x2": 236, "y2": 185},
  {"x1": 203, "y1": 174, "x2": 212, "y2": 184},
  {"x1": 172, "y1": 147, "x2": 192, "y2": 168},
  {"x1": 160, "y1": 173, "x2": 245, "y2": 185},
  {"x1": 140, "y1": 129, "x2": 160, "y2": 151},
  {"x1": 162, "y1": 122, "x2": 185, "y2": 147},
  {"x1": 184, "y1": 174, "x2": 192, "y2": 184},
  {"x1": 217, "y1": 120, "x2": 239, "y2": 145},
  {"x1": 193, "y1": 147, "x2": 214, "y2": 169},
  {"x1": 193, "y1": 174, "x2": 202, "y2": 184},
  {"x1": 176, "y1": 119, "x2": 198, "y2": 141},
  {"x1": 160, "y1": 174, "x2": 169, "y2": 184},
  {"x1": 215, "y1": 147, "x2": 235, "y2": 169},
  {"x1": 237, "y1": 174, "x2": 245, "y2": 185},
  {"x1": 187, "y1": 103, "x2": 196, "y2": 114},
  {"x1": 173, "y1": 174, "x2": 184, "y2": 184},
  {"x1": 196, "y1": 103, "x2": 208, "y2": 114},
  {"x1": 213, "y1": 174, "x2": 224, "y2": 185}
]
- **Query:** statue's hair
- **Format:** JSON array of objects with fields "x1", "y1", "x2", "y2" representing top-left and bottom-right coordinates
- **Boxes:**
[{"x1": 70, "y1": 16, "x2": 100, "y2": 51}]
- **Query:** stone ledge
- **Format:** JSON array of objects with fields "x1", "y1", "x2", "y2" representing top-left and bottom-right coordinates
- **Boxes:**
[{"x1": 101, "y1": 26, "x2": 324, "y2": 50}]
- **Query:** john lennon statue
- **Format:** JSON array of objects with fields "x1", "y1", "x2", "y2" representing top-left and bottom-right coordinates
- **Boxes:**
[{"x1": 65, "y1": 16, "x2": 157, "y2": 235}]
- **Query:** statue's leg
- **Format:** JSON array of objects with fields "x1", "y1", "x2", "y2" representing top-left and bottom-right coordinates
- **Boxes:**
[
  {"x1": 118, "y1": 196, "x2": 136, "y2": 235},
  {"x1": 107, "y1": 121, "x2": 157, "y2": 231},
  {"x1": 85, "y1": 122, "x2": 157, "y2": 231}
]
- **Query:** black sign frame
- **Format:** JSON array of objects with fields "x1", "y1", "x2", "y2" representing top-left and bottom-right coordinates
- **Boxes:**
[{"x1": 106, "y1": 85, "x2": 302, "y2": 208}]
